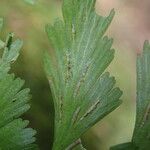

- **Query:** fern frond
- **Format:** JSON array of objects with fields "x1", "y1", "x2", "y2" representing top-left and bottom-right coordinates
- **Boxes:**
[
  {"x1": 44, "y1": 0, "x2": 122, "y2": 149},
  {"x1": 110, "y1": 41, "x2": 150, "y2": 150},
  {"x1": 0, "y1": 20, "x2": 38, "y2": 150},
  {"x1": 132, "y1": 41, "x2": 150, "y2": 149}
]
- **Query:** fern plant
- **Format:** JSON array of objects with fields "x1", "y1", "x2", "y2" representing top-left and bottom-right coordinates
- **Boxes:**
[
  {"x1": 1, "y1": 1, "x2": 150, "y2": 149},
  {"x1": 44, "y1": 0, "x2": 123, "y2": 149},
  {"x1": 111, "y1": 41, "x2": 150, "y2": 150},
  {"x1": 0, "y1": 18, "x2": 37, "y2": 150}
]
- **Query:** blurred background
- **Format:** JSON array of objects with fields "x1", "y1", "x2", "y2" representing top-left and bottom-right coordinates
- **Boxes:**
[{"x1": 0, "y1": 0, "x2": 150, "y2": 149}]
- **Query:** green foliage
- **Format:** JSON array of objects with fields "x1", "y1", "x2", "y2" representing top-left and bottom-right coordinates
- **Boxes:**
[
  {"x1": 44, "y1": 0, "x2": 122, "y2": 149},
  {"x1": 110, "y1": 143, "x2": 136, "y2": 150},
  {"x1": 0, "y1": 18, "x2": 5, "y2": 49},
  {"x1": 0, "y1": 19, "x2": 38, "y2": 150},
  {"x1": 111, "y1": 41, "x2": 150, "y2": 150},
  {"x1": 0, "y1": 18, "x2": 3, "y2": 30}
]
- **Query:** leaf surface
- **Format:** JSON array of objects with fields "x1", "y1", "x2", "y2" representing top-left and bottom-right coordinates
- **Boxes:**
[
  {"x1": 110, "y1": 41, "x2": 150, "y2": 150},
  {"x1": 44, "y1": 0, "x2": 122, "y2": 149},
  {"x1": 0, "y1": 31, "x2": 38, "y2": 150}
]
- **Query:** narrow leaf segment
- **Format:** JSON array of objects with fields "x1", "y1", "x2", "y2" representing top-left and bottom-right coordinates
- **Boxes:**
[
  {"x1": 0, "y1": 19, "x2": 38, "y2": 150},
  {"x1": 44, "y1": 0, "x2": 122, "y2": 149},
  {"x1": 111, "y1": 41, "x2": 150, "y2": 150}
]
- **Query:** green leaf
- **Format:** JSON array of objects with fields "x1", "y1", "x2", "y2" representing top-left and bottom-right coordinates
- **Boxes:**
[
  {"x1": 0, "y1": 18, "x2": 5, "y2": 49},
  {"x1": 44, "y1": 0, "x2": 122, "y2": 149},
  {"x1": 132, "y1": 40, "x2": 150, "y2": 149},
  {"x1": 0, "y1": 18, "x2": 3, "y2": 31},
  {"x1": 0, "y1": 40, "x2": 5, "y2": 49},
  {"x1": 110, "y1": 142, "x2": 137, "y2": 150},
  {"x1": 0, "y1": 32, "x2": 38, "y2": 149},
  {"x1": 0, "y1": 33, "x2": 23, "y2": 80},
  {"x1": 110, "y1": 41, "x2": 150, "y2": 150}
]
